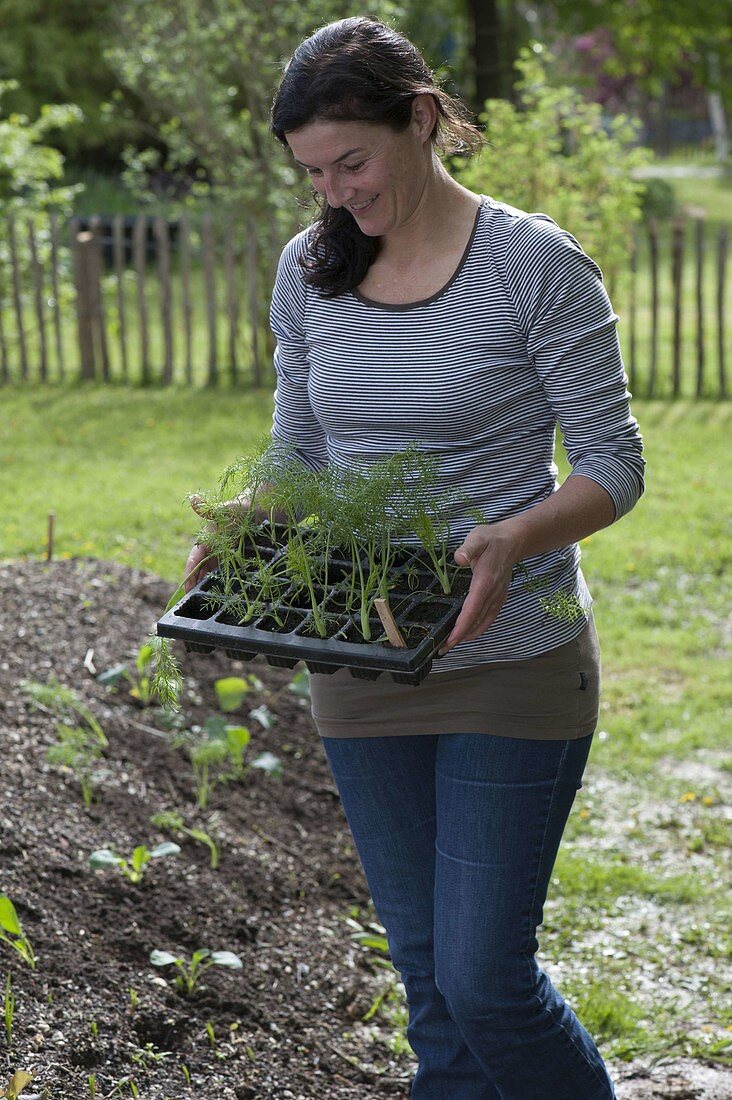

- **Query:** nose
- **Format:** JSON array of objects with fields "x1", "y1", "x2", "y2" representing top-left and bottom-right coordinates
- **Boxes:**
[{"x1": 320, "y1": 172, "x2": 355, "y2": 210}]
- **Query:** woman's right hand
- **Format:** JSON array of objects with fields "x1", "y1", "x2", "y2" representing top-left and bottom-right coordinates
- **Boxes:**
[
  {"x1": 183, "y1": 492, "x2": 251, "y2": 593},
  {"x1": 184, "y1": 540, "x2": 217, "y2": 592}
]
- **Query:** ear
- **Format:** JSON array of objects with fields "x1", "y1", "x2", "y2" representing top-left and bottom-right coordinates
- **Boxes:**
[{"x1": 411, "y1": 93, "x2": 438, "y2": 143}]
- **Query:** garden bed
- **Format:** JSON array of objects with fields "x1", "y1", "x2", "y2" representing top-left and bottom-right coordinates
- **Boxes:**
[
  {"x1": 0, "y1": 558, "x2": 414, "y2": 1098},
  {"x1": 1, "y1": 558, "x2": 728, "y2": 1100}
]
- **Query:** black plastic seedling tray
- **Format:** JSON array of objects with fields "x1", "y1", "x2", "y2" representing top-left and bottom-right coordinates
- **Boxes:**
[{"x1": 157, "y1": 543, "x2": 470, "y2": 686}]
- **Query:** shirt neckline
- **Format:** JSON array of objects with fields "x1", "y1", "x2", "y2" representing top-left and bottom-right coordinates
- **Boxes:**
[{"x1": 350, "y1": 197, "x2": 487, "y2": 312}]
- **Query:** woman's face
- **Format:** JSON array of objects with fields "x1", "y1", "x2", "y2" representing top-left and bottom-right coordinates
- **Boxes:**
[{"x1": 285, "y1": 98, "x2": 435, "y2": 238}]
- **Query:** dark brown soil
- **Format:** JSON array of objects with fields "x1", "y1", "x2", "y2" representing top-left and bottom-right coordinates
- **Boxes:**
[
  {"x1": 1, "y1": 559, "x2": 727, "y2": 1100},
  {"x1": 0, "y1": 559, "x2": 412, "y2": 1099}
]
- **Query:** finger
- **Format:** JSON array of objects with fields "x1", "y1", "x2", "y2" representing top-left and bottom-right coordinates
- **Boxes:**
[
  {"x1": 184, "y1": 545, "x2": 214, "y2": 592},
  {"x1": 439, "y1": 576, "x2": 510, "y2": 654},
  {"x1": 453, "y1": 525, "x2": 491, "y2": 567},
  {"x1": 439, "y1": 603, "x2": 499, "y2": 655},
  {"x1": 190, "y1": 493, "x2": 250, "y2": 519}
]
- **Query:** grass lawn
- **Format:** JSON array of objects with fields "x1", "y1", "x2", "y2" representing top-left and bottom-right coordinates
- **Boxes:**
[{"x1": 1, "y1": 387, "x2": 730, "y2": 1066}]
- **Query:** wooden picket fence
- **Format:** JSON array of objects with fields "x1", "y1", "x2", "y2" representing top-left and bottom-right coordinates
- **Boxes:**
[
  {"x1": 0, "y1": 210, "x2": 729, "y2": 397},
  {"x1": 625, "y1": 219, "x2": 728, "y2": 399},
  {"x1": 0, "y1": 210, "x2": 281, "y2": 388}
]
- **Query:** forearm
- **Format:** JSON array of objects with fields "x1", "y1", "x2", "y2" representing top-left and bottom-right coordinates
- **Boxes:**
[{"x1": 463, "y1": 475, "x2": 616, "y2": 569}]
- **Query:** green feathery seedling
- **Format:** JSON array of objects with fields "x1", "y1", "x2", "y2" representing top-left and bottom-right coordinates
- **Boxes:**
[
  {"x1": 22, "y1": 677, "x2": 108, "y2": 807},
  {"x1": 45, "y1": 724, "x2": 105, "y2": 808},
  {"x1": 97, "y1": 639, "x2": 180, "y2": 708},
  {"x1": 88, "y1": 842, "x2": 180, "y2": 884},
  {"x1": 149, "y1": 948, "x2": 243, "y2": 997},
  {"x1": 150, "y1": 810, "x2": 221, "y2": 870},
  {"x1": 0, "y1": 897, "x2": 36, "y2": 969},
  {"x1": 539, "y1": 589, "x2": 585, "y2": 622},
  {"x1": 21, "y1": 676, "x2": 105, "y2": 740},
  {"x1": 512, "y1": 563, "x2": 585, "y2": 623}
]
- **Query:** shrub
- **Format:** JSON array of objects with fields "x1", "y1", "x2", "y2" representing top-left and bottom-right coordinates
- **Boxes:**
[{"x1": 457, "y1": 44, "x2": 651, "y2": 285}]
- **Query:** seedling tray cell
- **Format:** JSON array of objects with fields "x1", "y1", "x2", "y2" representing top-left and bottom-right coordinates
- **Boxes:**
[{"x1": 157, "y1": 550, "x2": 469, "y2": 686}]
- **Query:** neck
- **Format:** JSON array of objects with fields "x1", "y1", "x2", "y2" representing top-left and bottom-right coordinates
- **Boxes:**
[{"x1": 379, "y1": 159, "x2": 480, "y2": 262}]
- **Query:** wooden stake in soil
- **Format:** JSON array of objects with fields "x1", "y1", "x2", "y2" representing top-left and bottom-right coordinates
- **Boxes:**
[
  {"x1": 46, "y1": 511, "x2": 56, "y2": 562},
  {"x1": 374, "y1": 598, "x2": 407, "y2": 648}
]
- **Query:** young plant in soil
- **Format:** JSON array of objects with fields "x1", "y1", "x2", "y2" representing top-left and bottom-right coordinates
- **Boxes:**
[
  {"x1": 22, "y1": 677, "x2": 108, "y2": 807},
  {"x1": 149, "y1": 948, "x2": 243, "y2": 997},
  {"x1": 150, "y1": 810, "x2": 221, "y2": 870},
  {"x1": 0, "y1": 896, "x2": 36, "y2": 969},
  {"x1": 0, "y1": 1071, "x2": 33, "y2": 1099},
  {"x1": 88, "y1": 842, "x2": 180, "y2": 884}
]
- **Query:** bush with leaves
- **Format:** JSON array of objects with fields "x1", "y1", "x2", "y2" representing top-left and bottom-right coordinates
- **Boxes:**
[
  {"x1": 0, "y1": 81, "x2": 83, "y2": 358},
  {"x1": 457, "y1": 45, "x2": 651, "y2": 287}
]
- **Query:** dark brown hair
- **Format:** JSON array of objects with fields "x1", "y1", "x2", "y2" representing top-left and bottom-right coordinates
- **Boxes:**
[{"x1": 271, "y1": 17, "x2": 483, "y2": 297}]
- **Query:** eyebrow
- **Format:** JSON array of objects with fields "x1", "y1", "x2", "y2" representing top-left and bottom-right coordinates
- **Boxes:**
[{"x1": 293, "y1": 148, "x2": 366, "y2": 170}]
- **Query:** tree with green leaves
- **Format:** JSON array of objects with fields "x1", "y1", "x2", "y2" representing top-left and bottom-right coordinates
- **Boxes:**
[
  {"x1": 0, "y1": 0, "x2": 146, "y2": 165},
  {"x1": 0, "y1": 82, "x2": 81, "y2": 213},
  {"x1": 457, "y1": 46, "x2": 651, "y2": 287}
]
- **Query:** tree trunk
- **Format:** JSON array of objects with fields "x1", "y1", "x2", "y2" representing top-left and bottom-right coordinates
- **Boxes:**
[{"x1": 466, "y1": 0, "x2": 503, "y2": 111}]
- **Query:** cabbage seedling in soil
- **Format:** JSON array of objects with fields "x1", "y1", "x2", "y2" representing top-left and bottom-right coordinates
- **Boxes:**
[
  {"x1": 150, "y1": 810, "x2": 220, "y2": 870},
  {"x1": 0, "y1": 897, "x2": 36, "y2": 969},
  {"x1": 149, "y1": 948, "x2": 243, "y2": 997},
  {"x1": 88, "y1": 842, "x2": 180, "y2": 884}
]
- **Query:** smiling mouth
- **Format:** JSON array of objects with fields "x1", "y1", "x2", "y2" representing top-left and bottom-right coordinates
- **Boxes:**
[{"x1": 349, "y1": 197, "x2": 377, "y2": 213}]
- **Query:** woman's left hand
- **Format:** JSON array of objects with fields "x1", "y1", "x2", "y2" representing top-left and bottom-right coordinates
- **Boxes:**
[{"x1": 438, "y1": 525, "x2": 517, "y2": 655}]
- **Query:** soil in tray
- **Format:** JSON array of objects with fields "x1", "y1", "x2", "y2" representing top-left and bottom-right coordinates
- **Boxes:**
[
  {"x1": 405, "y1": 598, "x2": 456, "y2": 626},
  {"x1": 254, "y1": 608, "x2": 307, "y2": 634}
]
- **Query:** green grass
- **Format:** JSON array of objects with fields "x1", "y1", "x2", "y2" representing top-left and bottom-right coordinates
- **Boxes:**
[
  {"x1": 0, "y1": 386, "x2": 273, "y2": 578},
  {"x1": 1, "y1": 388, "x2": 731, "y2": 1066},
  {"x1": 671, "y1": 171, "x2": 732, "y2": 232}
]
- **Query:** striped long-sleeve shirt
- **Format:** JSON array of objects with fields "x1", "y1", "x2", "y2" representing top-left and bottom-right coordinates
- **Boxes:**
[{"x1": 269, "y1": 195, "x2": 645, "y2": 671}]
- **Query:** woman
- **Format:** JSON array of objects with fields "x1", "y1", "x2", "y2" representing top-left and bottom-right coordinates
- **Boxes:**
[{"x1": 187, "y1": 17, "x2": 644, "y2": 1099}]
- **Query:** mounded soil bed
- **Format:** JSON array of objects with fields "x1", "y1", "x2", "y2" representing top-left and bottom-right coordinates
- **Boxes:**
[
  {"x1": 0, "y1": 559, "x2": 411, "y2": 1099},
  {"x1": 1, "y1": 559, "x2": 728, "y2": 1099}
]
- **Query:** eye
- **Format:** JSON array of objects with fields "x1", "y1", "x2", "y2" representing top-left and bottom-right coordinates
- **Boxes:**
[
  {"x1": 343, "y1": 161, "x2": 365, "y2": 173},
  {"x1": 306, "y1": 167, "x2": 323, "y2": 178}
]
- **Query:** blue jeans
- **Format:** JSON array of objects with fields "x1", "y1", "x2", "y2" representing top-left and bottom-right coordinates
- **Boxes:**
[{"x1": 321, "y1": 732, "x2": 615, "y2": 1100}]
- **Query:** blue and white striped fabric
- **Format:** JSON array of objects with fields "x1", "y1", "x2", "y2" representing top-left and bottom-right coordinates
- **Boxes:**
[{"x1": 269, "y1": 195, "x2": 645, "y2": 671}]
